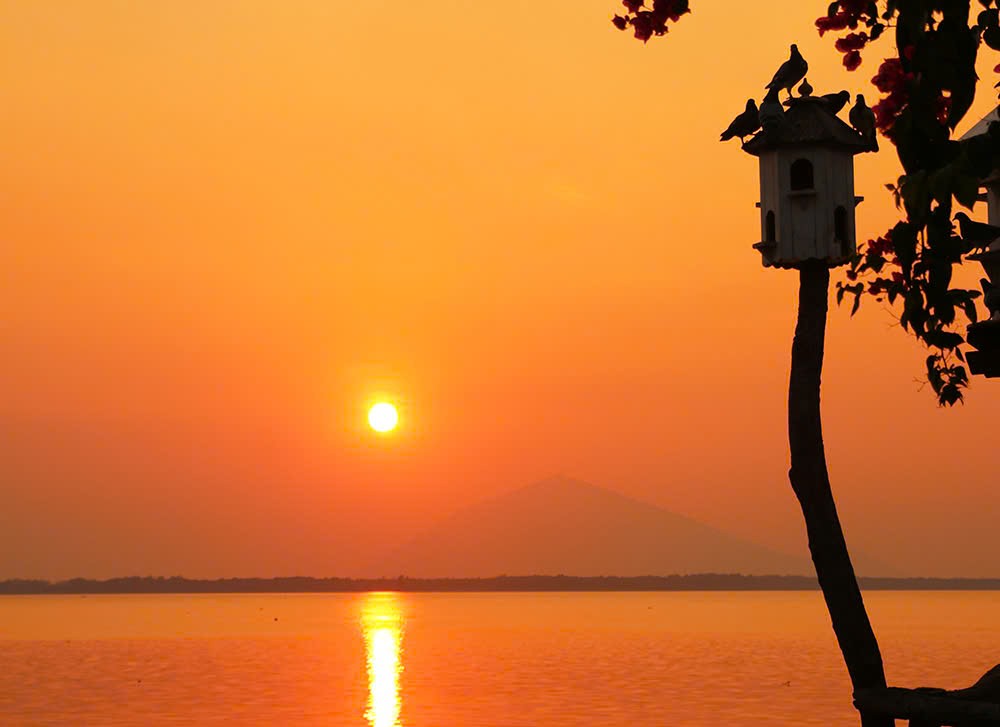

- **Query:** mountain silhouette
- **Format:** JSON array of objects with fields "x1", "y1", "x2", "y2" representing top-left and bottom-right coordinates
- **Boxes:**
[{"x1": 376, "y1": 477, "x2": 814, "y2": 577}]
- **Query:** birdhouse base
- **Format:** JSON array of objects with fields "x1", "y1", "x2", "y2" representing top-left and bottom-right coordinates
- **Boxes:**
[{"x1": 752, "y1": 242, "x2": 851, "y2": 270}]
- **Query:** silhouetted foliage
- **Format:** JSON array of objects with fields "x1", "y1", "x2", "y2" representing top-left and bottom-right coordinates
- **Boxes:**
[{"x1": 614, "y1": 0, "x2": 1000, "y2": 405}]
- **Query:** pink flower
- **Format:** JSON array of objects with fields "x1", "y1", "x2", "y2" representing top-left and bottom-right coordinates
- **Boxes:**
[
  {"x1": 843, "y1": 50, "x2": 863, "y2": 71},
  {"x1": 835, "y1": 32, "x2": 868, "y2": 52}
]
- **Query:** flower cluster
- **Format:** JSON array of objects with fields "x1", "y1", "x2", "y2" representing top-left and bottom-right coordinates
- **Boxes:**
[
  {"x1": 866, "y1": 234, "x2": 895, "y2": 257},
  {"x1": 815, "y1": 14, "x2": 858, "y2": 35},
  {"x1": 838, "y1": 229, "x2": 908, "y2": 331},
  {"x1": 611, "y1": 0, "x2": 691, "y2": 42},
  {"x1": 869, "y1": 50, "x2": 951, "y2": 142},
  {"x1": 816, "y1": 0, "x2": 884, "y2": 70},
  {"x1": 815, "y1": 0, "x2": 869, "y2": 32},
  {"x1": 871, "y1": 57, "x2": 912, "y2": 140},
  {"x1": 866, "y1": 271, "x2": 906, "y2": 295},
  {"x1": 841, "y1": 228, "x2": 905, "y2": 295},
  {"x1": 835, "y1": 32, "x2": 869, "y2": 70}
]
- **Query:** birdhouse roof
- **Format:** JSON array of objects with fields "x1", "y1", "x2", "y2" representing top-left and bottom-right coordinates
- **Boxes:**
[{"x1": 743, "y1": 97, "x2": 871, "y2": 156}]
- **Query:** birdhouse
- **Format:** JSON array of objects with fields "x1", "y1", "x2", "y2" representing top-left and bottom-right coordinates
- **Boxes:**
[{"x1": 743, "y1": 97, "x2": 871, "y2": 269}]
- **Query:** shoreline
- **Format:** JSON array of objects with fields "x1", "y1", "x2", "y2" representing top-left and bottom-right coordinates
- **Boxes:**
[{"x1": 4, "y1": 574, "x2": 1000, "y2": 595}]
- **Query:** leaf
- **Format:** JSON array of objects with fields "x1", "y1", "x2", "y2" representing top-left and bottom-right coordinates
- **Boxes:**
[
  {"x1": 928, "y1": 167, "x2": 954, "y2": 206},
  {"x1": 927, "y1": 355, "x2": 944, "y2": 392},
  {"x1": 985, "y1": 25, "x2": 1000, "y2": 50},
  {"x1": 953, "y1": 172, "x2": 982, "y2": 210},
  {"x1": 939, "y1": 382, "x2": 964, "y2": 407},
  {"x1": 924, "y1": 330, "x2": 964, "y2": 349},
  {"x1": 892, "y1": 221, "x2": 919, "y2": 271},
  {"x1": 900, "y1": 171, "x2": 931, "y2": 221},
  {"x1": 961, "y1": 298, "x2": 980, "y2": 324}
]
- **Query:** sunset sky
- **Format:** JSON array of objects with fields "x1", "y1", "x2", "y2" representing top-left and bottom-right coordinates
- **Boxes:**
[{"x1": 3, "y1": 0, "x2": 999, "y2": 580}]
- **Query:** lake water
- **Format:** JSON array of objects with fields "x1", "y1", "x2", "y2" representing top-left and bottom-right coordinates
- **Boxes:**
[{"x1": 1, "y1": 591, "x2": 998, "y2": 725}]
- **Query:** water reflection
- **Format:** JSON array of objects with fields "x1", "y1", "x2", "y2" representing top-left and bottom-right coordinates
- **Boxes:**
[{"x1": 362, "y1": 593, "x2": 404, "y2": 727}]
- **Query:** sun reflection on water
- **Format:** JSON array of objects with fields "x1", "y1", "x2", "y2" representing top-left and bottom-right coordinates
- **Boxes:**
[{"x1": 362, "y1": 593, "x2": 404, "y2": 727}]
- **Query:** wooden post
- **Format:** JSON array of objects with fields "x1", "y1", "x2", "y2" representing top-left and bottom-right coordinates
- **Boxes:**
[{"x1": 788, "y1": 263, "x2": 892, "y2": 727}]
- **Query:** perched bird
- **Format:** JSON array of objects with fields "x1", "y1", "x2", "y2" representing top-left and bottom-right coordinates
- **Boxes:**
[
  {"x1": 955, "y1": 212, "x2": 1000, "y2": 254},
  {"x1": 818, "y1": 90, "x2": 850, "y2": 115},
  {"x1": 766, "y1": 44, "x2": 808, "y2": 99},
  {"x1": 759, "y1": 86, "x2": 785, "y2": 134},
  {"x1": 849, "y1": 94, "x2": 878, "y2": 151},
  {"x1": 982, "y1": 278, "x2": 1000, "y2": 319},
  {"x1": 720, "y1": 99, "x2": 761, "y2": 143}
]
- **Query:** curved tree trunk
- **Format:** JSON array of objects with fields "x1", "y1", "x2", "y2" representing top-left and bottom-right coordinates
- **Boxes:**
[{"x1": 789, "y1": 264, "x2": 892, "y2": 727}]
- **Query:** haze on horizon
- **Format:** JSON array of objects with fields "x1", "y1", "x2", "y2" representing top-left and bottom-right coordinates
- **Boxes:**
[{"x1": 2, "y1": 1, "x2": 999, "y2": 581}]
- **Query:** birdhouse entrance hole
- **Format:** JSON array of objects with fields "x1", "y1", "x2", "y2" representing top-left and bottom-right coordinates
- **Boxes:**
[
  {"x1": 766, "y1": 211, "x2": 776, "y2": 242},
  {"x1": 834, "y1": 206, "x2": 849, "y2": 252},
  {"x1": 791, "y1": 158, "x2": 814, "y2": 191}
]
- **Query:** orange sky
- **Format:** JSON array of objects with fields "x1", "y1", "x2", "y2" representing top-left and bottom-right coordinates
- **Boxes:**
[{"x1": 3, "y1": 1, "x2": 999, "y2": 579}]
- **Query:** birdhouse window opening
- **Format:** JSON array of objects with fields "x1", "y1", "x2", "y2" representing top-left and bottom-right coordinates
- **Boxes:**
[
  {"x1": 766, "y1": 211, "x2": 776, "y2": 242},
  {"x1": 790, "y1": 158, "x2": 814, "y2": 191},
  {"x1": 834, "y1": 205, "x2": 848, "y2": 242},
  {"x1": 834, "y1": 205, "x2": 851, "y2": 256}
]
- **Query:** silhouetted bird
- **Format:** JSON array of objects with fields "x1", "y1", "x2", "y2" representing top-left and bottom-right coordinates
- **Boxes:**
[
  {"x1": 819, "y1": 90, "x2": 850, "y2": 115},
  {"x1": 849, "y1": 94, "x2": 878, "y2": 151},
  {"x1": 759, "y1": 87, "x2": 785, "y2": 134},
  {"x1": 766, "y1": 44, "x2": 808, "y2": 99},
  {"x1": 955, "y1": 212, "x2": 1000, "y2": 254},
  {"x1": 982, "y1": 278, "x2": 1000, "y2": 318},
  {"x1": 720, "y1": 99, "x2": 761, "y2": 143}
]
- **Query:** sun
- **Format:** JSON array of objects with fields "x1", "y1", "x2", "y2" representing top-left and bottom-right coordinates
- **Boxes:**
[{"x1": 368, "y1": 402, "x2": 399, "y2": 433}]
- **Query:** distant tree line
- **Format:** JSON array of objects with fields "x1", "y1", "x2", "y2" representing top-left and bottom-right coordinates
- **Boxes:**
[{"x1": 2, "y1": 574, "x2": 999, "y2": 595}]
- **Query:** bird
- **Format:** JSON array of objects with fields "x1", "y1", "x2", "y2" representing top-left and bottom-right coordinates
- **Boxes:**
[
  {"x1": 849, "y1": 94, "x2": 878, "y2": 151},
  {"x1": 982, "y1": 278, "x2": 1000, "y2": 319},
  {"x1": 720, "y1": 99, "x2": 761, "y2": 143},
  {"x1": 766, "y1": 44, "x2": 808, "y2": 100},
  {"x1": 818, "y1": 90, "x2": 850, "y2": 116},
  {"x1": 955, "y1": 213, "x2": 1000, "y2": 254},
  {"x1": 759, "y1": 87, "x2": 785, "y2": 134}
]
